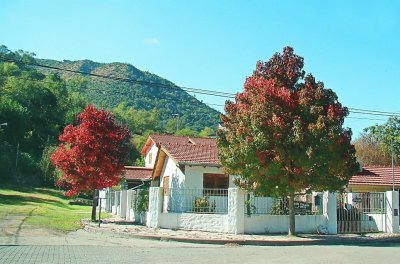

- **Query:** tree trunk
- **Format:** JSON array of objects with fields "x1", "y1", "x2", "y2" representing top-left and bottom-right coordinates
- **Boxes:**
[
  {"x1": 288, "y1": 192, "x2": 296, "y2": 236},
  {"x1": 91, "y1": 189, "x2": 98, "y2": 221}
]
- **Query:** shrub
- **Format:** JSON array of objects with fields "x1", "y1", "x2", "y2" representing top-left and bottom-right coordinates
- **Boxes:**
[{"x1": 193, "y1": 196, "x2": 216, "y2": 213}]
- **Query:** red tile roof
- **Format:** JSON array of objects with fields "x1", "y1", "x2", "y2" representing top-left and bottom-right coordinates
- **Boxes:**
[
  {"x1": 149, "y1": 134, "x2": 219, "y2": 165},
  {"x1": 123, "y1": 166, "x2": 153, "y2": 181},
  {"x1": 349, "y1": 166, "x2": 400, "y2": 187}
]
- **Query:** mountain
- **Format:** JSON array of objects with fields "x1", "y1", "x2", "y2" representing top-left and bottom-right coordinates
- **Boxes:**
[{"x1": 36, "y1": 58, "x2": 221, "y2": 132}]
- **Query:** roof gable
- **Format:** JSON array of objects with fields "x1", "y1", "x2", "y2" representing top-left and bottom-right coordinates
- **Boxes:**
[{"x1": 142, "y1": 134, "x2": 219, "y2": 166}]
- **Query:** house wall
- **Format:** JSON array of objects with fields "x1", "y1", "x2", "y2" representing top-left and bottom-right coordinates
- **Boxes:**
[
  {"x1": 158, "y1": 160, "x2": 236, "y2": 190},
  {"x1": 144, "y1": 143, "x2": 158, "y2": 168},
  {"x1": 348, "y1": 185, "x2": 393, "y2": 192},
  {"x1": 159, "y1": 156, "x2": 185, "y2": 189},
  {"x1": 184, "y1": 166, "x2": 236, "y2": 188}
]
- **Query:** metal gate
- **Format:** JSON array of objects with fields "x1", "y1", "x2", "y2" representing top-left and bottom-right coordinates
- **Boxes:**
[{"x1": 337, "y1": 192, "x2": 386, "y2": 233}]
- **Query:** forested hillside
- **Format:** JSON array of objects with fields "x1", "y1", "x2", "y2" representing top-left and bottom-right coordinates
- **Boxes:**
[
  {"x1": 36, "y1": 59, "x2": 220, "y2": 132},
  {"x1": 0, "y1": 45, "x2": 220, "y2": 186}
]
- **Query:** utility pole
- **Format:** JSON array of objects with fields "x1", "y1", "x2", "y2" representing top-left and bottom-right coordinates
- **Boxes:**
[
  {"x1": 172, "y1": 114, "x2": 179, "y2": 133},
  {"x1": 391, "y1": 139, "x2": 395, "y2": 191}
]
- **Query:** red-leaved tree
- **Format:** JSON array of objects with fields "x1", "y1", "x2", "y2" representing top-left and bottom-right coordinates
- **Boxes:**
[
  {"x1": 51, "y1": 104, "x2": 132, "y2": 220},
  {"x1": 217, "y1": 47, "x2": 359, "y2": 235}
]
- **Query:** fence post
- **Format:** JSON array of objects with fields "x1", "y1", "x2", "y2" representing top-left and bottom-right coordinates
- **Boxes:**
[
  {"x1": 126, "y1": 190, "x2": 131, "y2": 221},
  {"x1": 147, "y1": 187, "x2": 163, "y2": 228},
  {"x1": 119, "y1": 190, "x2": 127, "y2": 218},
  {"x1": 323, "y1": 191, "x2": 337, "y2": 234},
  {"x1": 385, "y1": 191, "x2": 399, "y2": 233},
  {"x1": 104, "y1": 189, "x2": 110, "y2": 212},
  {"x1": 227, "y1": 188, "x2": 245, "y2": 234},
  {"x1": 112, "y1": 192, "x2": 118, "y2": 215}
]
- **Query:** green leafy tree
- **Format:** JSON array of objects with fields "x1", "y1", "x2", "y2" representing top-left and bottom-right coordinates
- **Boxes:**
[
  {"x1": 217, "y1": 47, "x2": 359, "y2": 235},
  {"x1": 198, "y1": 127, "x2": 215, "y2": 138},
  {"x1": 113, "y1": 102, "x2": 159, "y2": 135},
  {"x1": 175, "y1": 128, "x2": 196, "y2": 136},
  {"x1": 366, "y1": 117, "x2": 400, "y2": 161},
  {"x1": 0, "y1": 46, "x2": 89, "y2": 184}
]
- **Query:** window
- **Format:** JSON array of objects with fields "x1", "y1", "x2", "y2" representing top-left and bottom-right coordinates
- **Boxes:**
[
  {"x1": 203, "y1": 173, "x2": 228, "y2": 189},
  {"x1": 148, "y1": 153, "x2": 153, "y2": 164}
]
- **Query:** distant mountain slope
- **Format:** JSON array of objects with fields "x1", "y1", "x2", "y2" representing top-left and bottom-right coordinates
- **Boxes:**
[{"x1": 36, "y1": 58, "x2": 220, "y2": 132}]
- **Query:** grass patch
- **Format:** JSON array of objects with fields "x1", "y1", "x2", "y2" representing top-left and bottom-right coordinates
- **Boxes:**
[{"x1": 0, "y1": 186, "x2": 110, "y2": 232}]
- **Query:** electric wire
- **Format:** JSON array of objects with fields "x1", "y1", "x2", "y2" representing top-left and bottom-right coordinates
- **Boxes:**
[{"x1": 1, "y1": 57, "x2": 399, "y2": 119}]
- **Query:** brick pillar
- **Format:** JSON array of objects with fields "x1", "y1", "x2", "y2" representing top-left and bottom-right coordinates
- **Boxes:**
[
  {"x1": 385, "y1": 191, "x2": 399, "y2": 233},
  {"x1": 147, "y1": 187, "x2": 163, "y2": 228},
  {"x1": 227, "y1": 188, "x2": 245, "y2": 234}
]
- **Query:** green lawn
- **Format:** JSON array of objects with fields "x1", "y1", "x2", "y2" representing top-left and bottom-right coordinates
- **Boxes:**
[{"x1": 0, "y1": 186, "x2": 108, "y2": 232}]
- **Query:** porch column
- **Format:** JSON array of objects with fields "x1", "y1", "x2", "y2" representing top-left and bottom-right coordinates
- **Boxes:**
[
  {"x1": 227, "y1": 188, "x2": 245, "y2": 234},
  {"x1": 385, "y1": 191, "x2": 399, "y2": 233},
  {"x1": 147, "y1": 187, "x2": 163, "y2": 228},
  {"x1": 323, "y1": 191, "x2": 337, "y2": 234}
]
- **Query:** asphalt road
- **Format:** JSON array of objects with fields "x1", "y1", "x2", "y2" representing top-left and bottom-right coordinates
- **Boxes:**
[{"x1": 1, "y1": 214, "x2": 400, "y2": 264}]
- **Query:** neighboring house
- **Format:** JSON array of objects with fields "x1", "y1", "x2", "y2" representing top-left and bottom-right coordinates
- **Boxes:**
[
  {"x1": 123, "y1": 166, "x2": 152, "y2": 189},
  {"x1": 348, "y1": 166, "x2": 400, "y2": 192}
]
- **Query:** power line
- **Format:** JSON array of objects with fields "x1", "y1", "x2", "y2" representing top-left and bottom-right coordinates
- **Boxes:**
[
  {"x1": 348, "y1": 108, "x2": 400, "y2": 116},
  {"x1": 0, "y1": 57, "x2": 236, "y2": 98},
  {"x1": 347, "y1": 116, "x2": 387, "y2": 121},
  {"x1": 2, "y1": 57, "x2": 400, "y2": 118}
]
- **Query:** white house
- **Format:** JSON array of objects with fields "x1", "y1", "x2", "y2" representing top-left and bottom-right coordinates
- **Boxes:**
[
  {"x1": 104, "y1": 134, "x2": 399, "y2": 235},
  {"x1": 141, "y1": 134, "x2": 236, "y2": 189}
]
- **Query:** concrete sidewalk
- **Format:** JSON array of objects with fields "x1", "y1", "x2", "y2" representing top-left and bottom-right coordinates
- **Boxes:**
[{"x1": 84, "y1": 218, "x2": 400, "y2": 246}]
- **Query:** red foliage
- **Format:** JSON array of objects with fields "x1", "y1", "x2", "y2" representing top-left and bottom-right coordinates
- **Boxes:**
[
  {"x1": 217, "y1": 46, "x2": 359, "y2": 197},
  {"x1": 51, "y1": 105, "x2": 131, "y2": 196}
]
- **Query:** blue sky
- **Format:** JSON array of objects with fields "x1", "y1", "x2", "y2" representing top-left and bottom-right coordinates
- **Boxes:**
[{"x1": 1, "y1": 0, "x2": 399, "y2": 138}]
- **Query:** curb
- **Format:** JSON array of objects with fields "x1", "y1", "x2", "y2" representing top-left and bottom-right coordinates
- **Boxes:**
[{"x1": 83, "y1": 225, "x2": 400, "y2": 246}]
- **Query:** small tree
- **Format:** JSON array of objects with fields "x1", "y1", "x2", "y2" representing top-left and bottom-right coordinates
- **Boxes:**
[
  {"x1": 217, "y1": 47, "x2": 359, "y2": 235},
  {"x1": 353, "y1": 132, "x2": 392, "y2": 166},
  {"x1": 51, "y1": 104, "x2": 132, "y2": 221}
]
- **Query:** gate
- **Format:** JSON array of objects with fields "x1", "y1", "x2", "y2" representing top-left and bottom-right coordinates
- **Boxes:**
[{"x1": 337, "y1": 192, "x2": 386, "y2": 233}]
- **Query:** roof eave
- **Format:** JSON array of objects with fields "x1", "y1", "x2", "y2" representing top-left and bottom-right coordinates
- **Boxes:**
[{"x1": 177, "y1": 162, "x2": 221, "y2": 168}]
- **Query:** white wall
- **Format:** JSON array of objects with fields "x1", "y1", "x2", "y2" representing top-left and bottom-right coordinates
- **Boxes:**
[
  {"x1": 364, "y1": 213, "x2": 385, "y2": 232},
  {"x1": 144, "y1": 143, "x2": 158, "y2": 168},
  {"x1": 244, "y1": 215, "x2": 327, "y2": 234},
  {"x1": 159, "y1": 213, "x2": 228, "y2": 233},
  {"x1": 159, "y1": 156, "x2": 185, "y2": 188}
]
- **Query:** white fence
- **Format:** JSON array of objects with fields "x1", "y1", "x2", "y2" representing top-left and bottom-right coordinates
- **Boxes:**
[
  {"x1": 168, "y1": 188, "x2": 228, "y2": 214},
  {"x1": 149, "y1": 188, "x2": 336, "y2": 234},
  {"x1": 104, "y1": 189, "x2": 148, "y2": 224},
  {"x1": 244, "y1": 193, "x2": 323, "y2": 216},
  {"x1": 104, "y1": 188, "x2": 399, "y2": 235}
]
